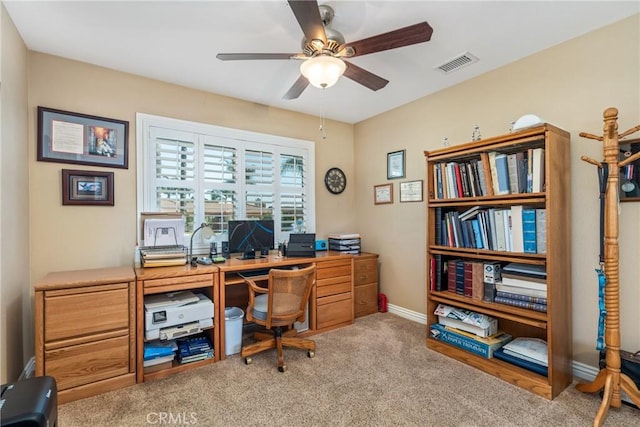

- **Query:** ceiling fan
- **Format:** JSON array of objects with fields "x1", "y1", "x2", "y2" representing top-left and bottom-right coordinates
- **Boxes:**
[{"x1": 216, "y1": 1, "x2": 433, "y2": 100}]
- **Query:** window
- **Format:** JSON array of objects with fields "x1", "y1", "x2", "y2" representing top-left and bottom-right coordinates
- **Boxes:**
[{"x1": 137, "y1": 114, "x2": 315, "y2": 253}]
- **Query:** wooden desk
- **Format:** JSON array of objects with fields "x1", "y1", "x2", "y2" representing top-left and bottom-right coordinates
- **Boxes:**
[{"x1": 217, "y1": 251, "x2": 354, "y2": 360}]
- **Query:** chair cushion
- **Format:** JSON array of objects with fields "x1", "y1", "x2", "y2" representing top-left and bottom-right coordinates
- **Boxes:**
[{"x1": 252, "y1": 294, "x2": 268, "y2": 321}]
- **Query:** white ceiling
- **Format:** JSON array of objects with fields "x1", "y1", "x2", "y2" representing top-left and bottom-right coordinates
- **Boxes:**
[{"x1": 4, "y1": 1, "x2": 639, "y2": 124}]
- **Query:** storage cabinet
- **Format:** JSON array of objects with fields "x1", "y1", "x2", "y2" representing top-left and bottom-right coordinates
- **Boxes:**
[
  {"x1": 312, "y1": 257, "x2": 354, "y2": 331},
  {"x1": 353, "y1": 253, "x2": 379, "y2": 317},
  {"x1": 34, "y1": 267, "x2": 136, "y2": 403},
  {"x1": 424, "y1": 124, "x2": 572, "y2": 399},
  {"x1": 135, "y1": 265, "x2": 218, "y2": 382}
]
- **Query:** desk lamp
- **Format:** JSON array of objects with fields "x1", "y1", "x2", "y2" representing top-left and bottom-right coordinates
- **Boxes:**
[{"x1": 190, "y1": 222, "x2": 212, "y2": 266}]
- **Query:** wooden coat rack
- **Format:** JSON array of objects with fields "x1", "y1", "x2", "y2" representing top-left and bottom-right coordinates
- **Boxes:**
[{"x1": 576, "y1": 107, "x2": 640, "y2": 426}]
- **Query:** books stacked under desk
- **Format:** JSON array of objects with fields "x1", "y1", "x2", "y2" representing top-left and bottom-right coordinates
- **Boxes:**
[
  {"x1": 328, "y1": 233, "x2": 361, "y2": 254},
  {"x1": 429, "y1": 304, "x2": 512, "y2": 359}
]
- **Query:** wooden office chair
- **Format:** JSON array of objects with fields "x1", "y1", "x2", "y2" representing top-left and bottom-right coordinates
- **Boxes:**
[{"x1": 241, "y1": 264, "x2": 316, "y2": 372}]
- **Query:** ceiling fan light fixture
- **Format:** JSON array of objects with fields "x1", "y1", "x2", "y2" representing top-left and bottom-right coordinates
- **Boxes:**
[{"x1": 300, "y1": 55, "x2": 346, "y2": 89}]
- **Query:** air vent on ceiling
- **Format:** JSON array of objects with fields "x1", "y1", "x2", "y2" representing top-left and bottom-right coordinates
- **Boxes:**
[{"x1": 435, "y1": 52, "x2": 479, "y2": 74}]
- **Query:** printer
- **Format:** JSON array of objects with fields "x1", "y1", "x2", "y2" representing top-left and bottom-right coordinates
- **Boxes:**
[{"x1": 145, "y1": 291, "x2": 214, "y2": 340}]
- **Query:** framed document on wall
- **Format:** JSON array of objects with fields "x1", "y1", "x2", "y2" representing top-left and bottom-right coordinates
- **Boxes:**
[{"x1": 374, "y1": 183, "x2": 393, "y2": 205}]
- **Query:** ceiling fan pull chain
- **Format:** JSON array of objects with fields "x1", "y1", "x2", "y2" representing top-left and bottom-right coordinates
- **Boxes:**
[{"x1": 319, "y1": 88, "x2": 327, "y2": 140}]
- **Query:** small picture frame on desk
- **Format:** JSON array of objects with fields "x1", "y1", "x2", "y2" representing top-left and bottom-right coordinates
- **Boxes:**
[
  {"x1": 62, "y1": 169, "x2": 114, "y2": 206},
  {"x1": 374, "y1": 183, "x2": 393, "y2": 205}
]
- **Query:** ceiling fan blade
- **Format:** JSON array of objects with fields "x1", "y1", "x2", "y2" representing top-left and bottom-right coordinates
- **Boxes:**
[
  {"x1": 343, "y1": 61, "x2": 389, "y2": 91},
  {"x1": 288, "y1": 0, "x2": 326, "y2": 45},
  {"x1": 283, "y1": 75, "x2": 310, "y2": 100},
  {"x1": 345, "y1": 22, "x2": 434, "y2": 57},
  {"x1": 216, "y1": 53, "x2": 297, "y2": 61}
]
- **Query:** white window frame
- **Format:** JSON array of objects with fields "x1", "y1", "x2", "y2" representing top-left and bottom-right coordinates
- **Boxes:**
[{"x1": 136, "y1": 113, "x2": 315, "y2": 255}]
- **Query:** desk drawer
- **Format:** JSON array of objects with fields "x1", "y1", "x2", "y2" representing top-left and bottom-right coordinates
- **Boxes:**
[
  {"x1": 45, "y1": 335, "x2": 130, "y2": 390},
  {"x1": 143, "y1": 273, "x2": 213, "y2": 293},
  {"x1": 316, "y1": 293, "x2": 352, "y2": 329},
  {"x1": 316, "y1": 259, "x2": 352, "y2": 280},
  {"x1": 354, "y1": 259, "x2": 378, "y2": 286},
  {"x1": 316, "y1": 275, "x2": 351, "y2": 297},
  {"x1": 354, "y1": 282, "x2": 378, "y2": 317},
  {"x1": 44, "y1": 284, "x2": 130, "y2": 343}
]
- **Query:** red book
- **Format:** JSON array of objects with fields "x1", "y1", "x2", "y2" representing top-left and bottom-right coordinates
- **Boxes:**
[
  {"x1": 464, "y1": 261, "x2": 473, "y2": 297},
  {"x1": 447, "y1": 260, "x2": 457, "y2": 293}
]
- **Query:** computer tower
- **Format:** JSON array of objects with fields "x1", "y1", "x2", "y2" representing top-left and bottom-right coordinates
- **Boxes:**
[{"x1": 0, "y1": 376, "x2": 58, "y2": 427}]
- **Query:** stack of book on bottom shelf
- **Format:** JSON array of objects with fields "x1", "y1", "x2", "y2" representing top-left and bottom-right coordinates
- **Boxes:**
[
  {"x1": 430, "y1": 304, "x2": 512, "y2": 358},
  {"x1": 493, "y1": 337, "x2": 548, "y2": 376},
  {"x1": 143, "y1": 340, "x2": 178, "y2": 373},
  {"x1": 494, "y1": 262, "x2": 547, "y2": 312},
  {"x1": 177, "y1": 336, "x2": 214, "y2": 364}
]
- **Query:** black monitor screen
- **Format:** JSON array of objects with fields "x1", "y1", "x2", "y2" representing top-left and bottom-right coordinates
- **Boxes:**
[{"x1": 228, "y1": 220, "x2": 275, "y2": 254}]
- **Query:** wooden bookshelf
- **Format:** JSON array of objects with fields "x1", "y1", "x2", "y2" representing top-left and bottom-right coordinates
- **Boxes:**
[{"x1": 424, "y1": 124, "x2": 572, "y2": 400}]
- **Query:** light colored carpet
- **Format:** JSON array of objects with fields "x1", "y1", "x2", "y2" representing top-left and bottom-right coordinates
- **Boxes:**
[{"x1": 59, "y1": 313, "x2": 638, "y2": 426}]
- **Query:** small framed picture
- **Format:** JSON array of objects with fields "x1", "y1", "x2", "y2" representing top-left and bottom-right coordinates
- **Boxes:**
[
  {"x1": 62, "y1": 169, "x2": 114, "y2": 206},
  {"x1": 387, "y1": 149, "x2": 405, "y2": 179},
  {"x1": 374, "y1": 183, "x2": 393, "y2": 205},
  {"x1": 620, "y1": 138, "x2": 640, "y2": 202},
  {"x1": 38, "y1": 106, "x2": 129, "y2": 169},
  {"x1": 400, "y1": 180, "x2": 424, "y2": 202}
]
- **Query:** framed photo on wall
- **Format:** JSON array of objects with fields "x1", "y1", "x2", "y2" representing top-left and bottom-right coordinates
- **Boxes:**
[
  {"x1": 374, "y1": 183, "x2": 393, "y2": 205},
  {"x1": 387, "y1": 150, "x2": 405, "y2": 179},
  {"x1": 62, "y1": 169, "x2": 114, "y2": 206},
  {"x1": 38, "y1": 106, "x2": 129, "y2": 169},
  {"x1": 399, "y1": 180, "x2": 423, "y2": 202},
  {"x1": 620, "y1": 138, "x2": 640, "y2": 202}
]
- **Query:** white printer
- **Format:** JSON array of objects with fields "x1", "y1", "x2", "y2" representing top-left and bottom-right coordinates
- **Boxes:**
[{"x1": 144, "y1": 291, "x2": 214, "y2": 340}]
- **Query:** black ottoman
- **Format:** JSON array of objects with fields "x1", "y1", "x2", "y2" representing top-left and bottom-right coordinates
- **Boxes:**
[{"x1": 1, "y1": 376, "x2": 57, "y2": 426}]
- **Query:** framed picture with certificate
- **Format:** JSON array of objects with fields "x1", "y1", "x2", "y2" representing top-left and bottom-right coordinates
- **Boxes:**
[
  {"x1": 387, "y1": 150, "x2": 405, "y2": 179},
  {"x1": 37, "y1": 106, "x2": 129, "y2": 169},
  {"x1": 400, "y1": 180, "x2": 423, "y2": 202},
  {"x1": 374, "y1": 183, "x2": 393, "y2": 205}
]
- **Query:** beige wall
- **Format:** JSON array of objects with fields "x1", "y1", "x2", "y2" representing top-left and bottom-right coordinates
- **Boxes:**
[
  {"x1": 354, "y1": 14, "x2": 640, "y2": 365},
  {"x1": 1, "y1": 3, "x2": 30, "y2": 383}
]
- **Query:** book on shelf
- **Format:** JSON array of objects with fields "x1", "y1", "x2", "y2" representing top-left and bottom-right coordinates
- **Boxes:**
[
  {"x1": 531, "y1": 147, "x2": 545, "y2": 193},
  {"x1": 463, "y1": 261, "x2": 473, "y2": 297},
  {"x1": 143, "y1": 353, "x2": 175, "y2": 368},
  {"x1": 430, "y1": 323, "x2": 512, "y2": 358},
  {"x1": 494, "y1": 209, "x2": 507, "y2": 251},
  {"x1": 143, "y1": 359, "x2": 174, "y2": 373},
  {"x1": 494, "y1": 153, "x2": 511, "y2": 195},
  {"x1": 434, "y1": 303, "x2": 498, "y2": 337},
  {"x1": 471, "y1": 262, "x2": 484, "y2": 301},
  {"x1": 507, "y1": 153, "x2": 519, "y2": 194},
  {"x1": 517, "y1": 154, "x2": 528, "y2": 193},
  {"x1": 455, "y1": 261, "x2": 465, "y2": 295},
  {"x1": 143, "y1": 340, "x2": 178, "y2": 361},
  {"x1": 522, "y1": 208, "x2": 537, "y2": 253},
  {"x1": 502, "y1": 262, "x2": 546, "y2": 278},
  {"x1": 535, "y1": 208, "x2": 547, "y2": 254},
  {"x1": 483, "y1": 282, "x2": 496, "y2": 302},
  {"x1": 493, "y1": 347, "x2": 548, "y2": 377},
  {"x1": 495, "y1": 283, "x2": 547, "y2": 299},
  {"x1": 495, "y1": 290, "x2": 547, "y2": 305},
  {"x1": 494, "y1": 296, "x2": 547, "y2": 312},
  {"x1": 502, "y1": 337, "x2": 548, "y2": 366},
  {"x1": 479, "y1": 152, "x2": 494, "y2": 196},
  {"x1": 510, "y1": 205, "x2": 524, "y2": 253},
  {"x1": 500, "y1": 276, "x2": 547, "y2": 292}
]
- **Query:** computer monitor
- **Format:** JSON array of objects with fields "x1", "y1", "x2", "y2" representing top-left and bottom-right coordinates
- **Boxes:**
[{"x1": 228, "y1": 219, "x2": 275, "y2": 255}]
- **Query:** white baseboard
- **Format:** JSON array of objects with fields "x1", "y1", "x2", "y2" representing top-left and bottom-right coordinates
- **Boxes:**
[{"x1": 386, "y1": 304, "x2": 629, "y2": 400}]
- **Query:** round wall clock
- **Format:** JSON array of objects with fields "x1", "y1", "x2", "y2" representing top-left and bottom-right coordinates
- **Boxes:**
[{"x1": 324, "y1": 167, "x2": 346, "y2": 194}]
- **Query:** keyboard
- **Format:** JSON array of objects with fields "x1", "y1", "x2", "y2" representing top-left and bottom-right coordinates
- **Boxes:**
[{"x1": 238, "y1": 269, "x2": 271, "y2": 278}]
